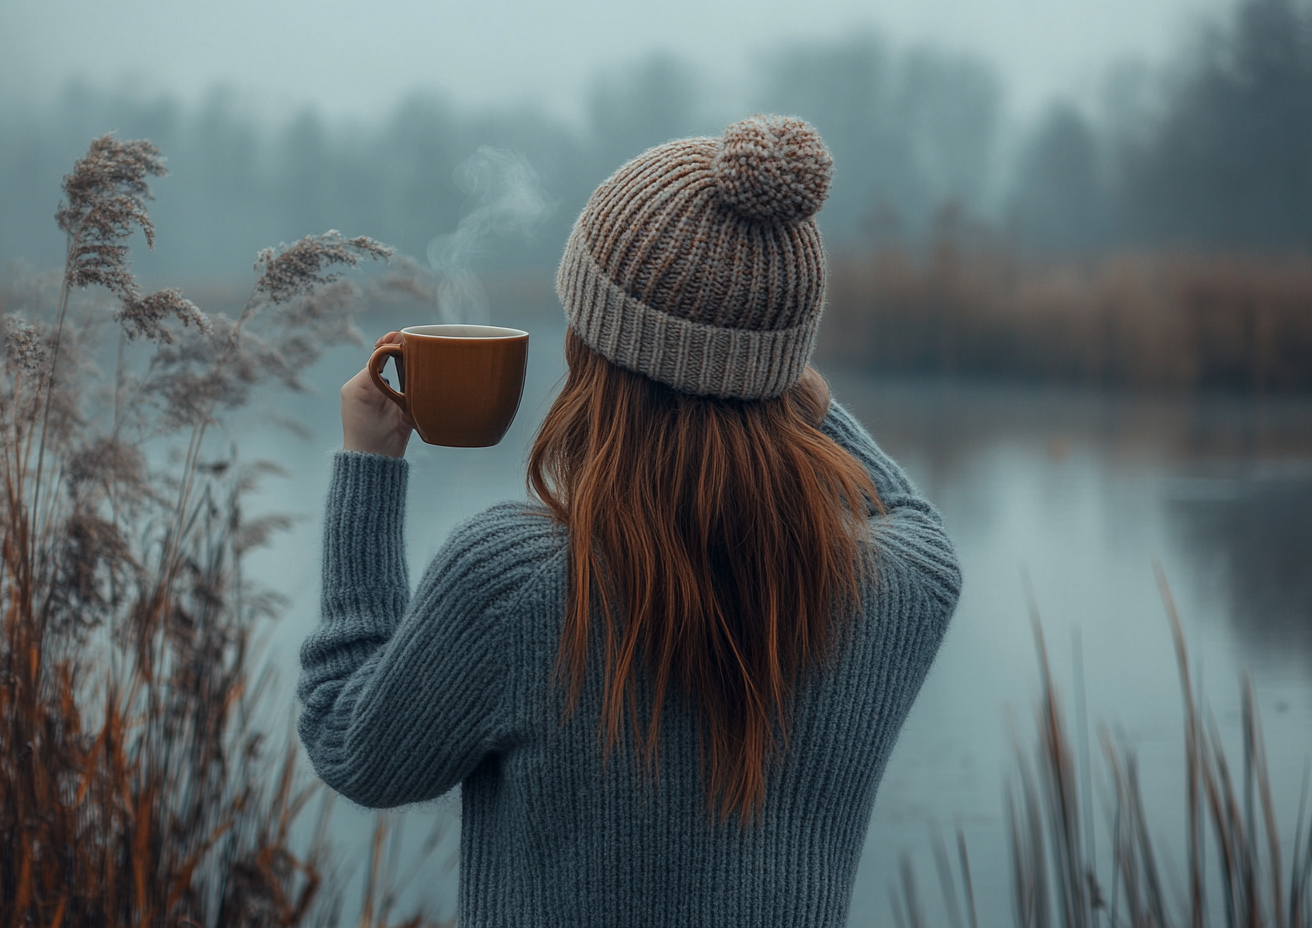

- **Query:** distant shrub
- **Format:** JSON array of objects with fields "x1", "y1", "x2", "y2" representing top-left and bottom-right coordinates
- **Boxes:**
[{"x1": 823, "y1": 221, "x2": 1312, "y2": 392}]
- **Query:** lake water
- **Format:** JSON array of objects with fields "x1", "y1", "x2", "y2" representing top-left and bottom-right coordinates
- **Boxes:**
[{"x1": 240, "y1": 305, "x2": 1312, "y2": 926}]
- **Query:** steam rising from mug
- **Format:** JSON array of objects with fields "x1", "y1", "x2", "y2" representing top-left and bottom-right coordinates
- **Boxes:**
[{"x1": 426, "y1": 147, "x2": 555, "y2": 325}]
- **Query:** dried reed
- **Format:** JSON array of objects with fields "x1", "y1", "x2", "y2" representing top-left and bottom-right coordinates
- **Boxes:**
[
  {"x1": 823, "y1": 219, "x2": 1312, "y2": 392},
  {"x1": 0, "y1": 134, "x2": 445, "y2": 926},
  {"x1": 897, "y1": 567, "x2": 1312, "y2": 928}
]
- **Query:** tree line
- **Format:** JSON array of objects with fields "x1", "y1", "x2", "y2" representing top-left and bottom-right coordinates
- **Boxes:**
[{"x1": 2, "y1": 0, "x2": 1309, "y2": 280}]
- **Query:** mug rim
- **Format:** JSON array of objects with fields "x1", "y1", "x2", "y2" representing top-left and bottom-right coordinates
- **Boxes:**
[{"x1": 402, "y1": 324, "x2": 528, "y2": 339}]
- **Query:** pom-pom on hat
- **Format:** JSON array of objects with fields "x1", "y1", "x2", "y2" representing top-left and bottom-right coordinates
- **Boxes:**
[{"x1": 556, "y1": 115, "x2": 833, "y2": 399}]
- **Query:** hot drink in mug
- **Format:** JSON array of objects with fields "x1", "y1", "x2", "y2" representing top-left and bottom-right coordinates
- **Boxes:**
[{"x1": 368, "y1": 324, "x2": 528, "y2": 447}]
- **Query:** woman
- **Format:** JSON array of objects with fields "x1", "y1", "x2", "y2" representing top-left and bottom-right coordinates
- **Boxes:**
[{"x1": 299, "y1": 115, "x2": 961, "y2": 927}]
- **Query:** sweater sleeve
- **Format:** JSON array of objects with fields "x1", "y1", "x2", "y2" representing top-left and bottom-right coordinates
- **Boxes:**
[
  {"x1": 296, "y1": 451, "x2": 544, "y2": 809},
  {"x1": 820, "y1": 399, "x2": 962, "y2": 611}
]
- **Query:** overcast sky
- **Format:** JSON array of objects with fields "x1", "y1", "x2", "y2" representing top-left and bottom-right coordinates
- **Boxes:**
[{"x1": 2, "y1": 0, "x2": 1235, "y2": 127}]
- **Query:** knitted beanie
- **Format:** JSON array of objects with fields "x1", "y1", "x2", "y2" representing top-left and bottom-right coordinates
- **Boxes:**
[{"x1": 556, "y1": 115, "x2": 833, "y2": 399}]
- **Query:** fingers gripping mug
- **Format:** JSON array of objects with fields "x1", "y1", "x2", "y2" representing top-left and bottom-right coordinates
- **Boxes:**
[{"x1": 368, "y1": 324, "x2": 529, "y2": 447}]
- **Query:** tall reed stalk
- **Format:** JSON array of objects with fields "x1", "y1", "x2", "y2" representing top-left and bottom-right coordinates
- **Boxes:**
[
  {"x1": 0, "y1": 134, "x2": 444, "y2": 926},
  {"x1": 899, "y1": 567, "x2": 1312, "y2": 928}
]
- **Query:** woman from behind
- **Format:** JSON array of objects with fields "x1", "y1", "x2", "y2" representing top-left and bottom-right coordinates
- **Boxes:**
[{"x1": 299, "y1": 114, "x2": 962, "y2": 927}]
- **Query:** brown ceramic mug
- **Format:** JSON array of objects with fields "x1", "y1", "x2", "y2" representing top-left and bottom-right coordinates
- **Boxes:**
[{"x1": 368, "y1": 324, "x2": 529, "y2": 447}]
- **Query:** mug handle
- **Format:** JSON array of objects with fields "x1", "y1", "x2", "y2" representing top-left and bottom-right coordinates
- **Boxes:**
[{"x1": 368, "y1": 344, "x2": 407, "y2": 412}]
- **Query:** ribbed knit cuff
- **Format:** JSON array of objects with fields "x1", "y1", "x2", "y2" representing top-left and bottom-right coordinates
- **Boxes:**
[
  {"x1": 556, "y1": 228, "x2": 820, "y2": 400},
  {"x1": 322, "y1": 451, "x2": 409, "y2": 596}
]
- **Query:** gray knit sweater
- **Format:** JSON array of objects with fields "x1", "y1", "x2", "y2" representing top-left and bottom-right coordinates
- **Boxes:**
[{"x1": 298, "y1": 400, "x2": 961, "y2": 927}]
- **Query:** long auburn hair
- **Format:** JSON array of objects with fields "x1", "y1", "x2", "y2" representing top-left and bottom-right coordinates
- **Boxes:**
[{"x1": 527, "y1": 329, "x2": 881, "y2": 822}]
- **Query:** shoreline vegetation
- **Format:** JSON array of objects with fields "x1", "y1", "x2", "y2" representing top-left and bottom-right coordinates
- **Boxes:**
[
  {"x1": 162, "y1": 240, "x2": 1312, "y2": 398},
  {"x1": 3, "y1": 134, "x2": 1311, "y2": 926},
  {"x1": 896, "y1": 570, "x2": 1312, "y2": 928},
  {"x1": 823, "y1": 222, "x2": 1312, "y2": 394},
  {"x1": 0, "y1": 135, "x2": 447, "y2": 926}
]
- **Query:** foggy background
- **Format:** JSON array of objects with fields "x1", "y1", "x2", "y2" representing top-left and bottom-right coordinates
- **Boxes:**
[
  {"x1": 5, "y1": 0, "x2": 1311, "y2": 280},
  {"x1": 5, "y1": 0, "x2": 1312, "y2": 924}
]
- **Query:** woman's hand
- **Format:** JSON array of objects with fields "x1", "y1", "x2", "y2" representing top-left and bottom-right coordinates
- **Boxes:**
[{"x1": 341, "y1": 331, "x2": 414, "y2": 458}]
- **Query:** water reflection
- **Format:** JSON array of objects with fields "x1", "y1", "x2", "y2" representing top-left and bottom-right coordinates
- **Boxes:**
[
  {"x1": 825, "y1": 369, "x2": 1312, "y2": 671},
  {"x1": 1168, "y1": 470, "x2": 1312, "y2": 670}
]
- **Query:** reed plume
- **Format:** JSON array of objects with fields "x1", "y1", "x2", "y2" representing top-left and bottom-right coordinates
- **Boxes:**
[
  {"x1": 0, "y1": 134, "x2": 440, "y2": 927},
  {"x1": 56, "y1": 134, "x2": 209, "y2": 343}
]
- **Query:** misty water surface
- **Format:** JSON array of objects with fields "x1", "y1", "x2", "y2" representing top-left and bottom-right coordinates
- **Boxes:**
[{"x1": 234, "y1": 304, "x2": 1312, "y2": 926}]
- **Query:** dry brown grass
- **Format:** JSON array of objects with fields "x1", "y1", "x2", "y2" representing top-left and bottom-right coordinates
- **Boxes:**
[
  {"x1": 0, "y1": 134, "x2": 446, "y2": 927},
  {"x1": 823, "y1": 228, "x2": 1312, "y2": 392}
]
